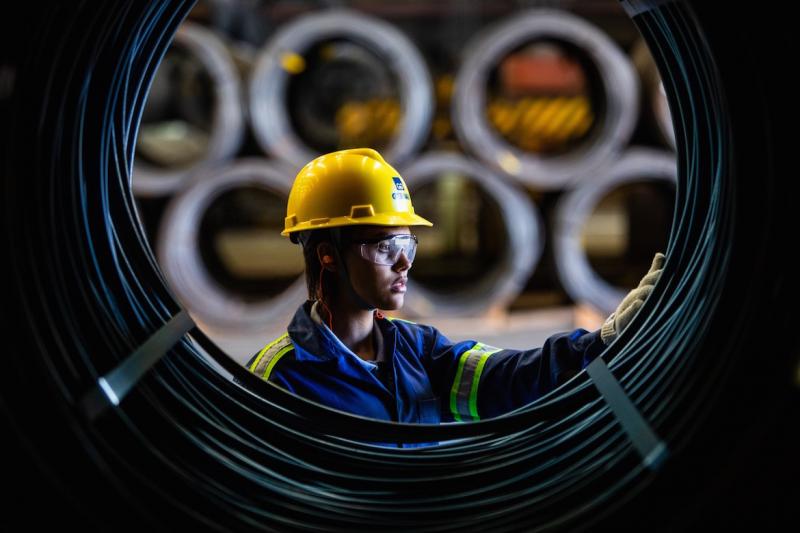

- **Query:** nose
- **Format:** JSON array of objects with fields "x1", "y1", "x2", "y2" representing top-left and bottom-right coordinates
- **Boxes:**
[{"x1": 393, "y1": 250, "x2": 411, "y2": 272}]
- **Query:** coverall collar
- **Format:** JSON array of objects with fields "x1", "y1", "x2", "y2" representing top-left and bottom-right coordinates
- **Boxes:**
[{"x1": 288, "y1": 300, "x2": 395, "y2": 364}]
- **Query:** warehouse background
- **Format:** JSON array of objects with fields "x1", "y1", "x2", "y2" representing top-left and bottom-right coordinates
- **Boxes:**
[{"x1": 132, "y1": 0, "x2": 675, "y2": 362}]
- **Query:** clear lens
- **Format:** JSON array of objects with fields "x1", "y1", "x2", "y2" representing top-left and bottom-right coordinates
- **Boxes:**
[{"x1": 359, "y1": 234, "x2": 417, "y2": 265}]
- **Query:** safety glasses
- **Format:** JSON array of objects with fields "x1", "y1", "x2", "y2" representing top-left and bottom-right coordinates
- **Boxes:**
[{"x1": 353, "y1": 234, "x2": 418, "y2": 266}]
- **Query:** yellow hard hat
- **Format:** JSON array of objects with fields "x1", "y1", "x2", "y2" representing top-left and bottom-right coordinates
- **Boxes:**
[{"x1": 282, "y1": 148, "x2": 433, "y2": 239}]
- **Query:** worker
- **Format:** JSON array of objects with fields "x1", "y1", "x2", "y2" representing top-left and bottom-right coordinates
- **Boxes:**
[{"x1": 244, "y1": 148, "x2": 664, "y2": 445}]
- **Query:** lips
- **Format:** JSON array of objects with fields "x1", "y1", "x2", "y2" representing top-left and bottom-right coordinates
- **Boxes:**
[{"x1": 390, "y1": 277, "x2": 407, "y2": 293}]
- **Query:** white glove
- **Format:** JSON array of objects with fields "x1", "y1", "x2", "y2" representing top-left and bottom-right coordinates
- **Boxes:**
[{"x1": 601, "y1": 252, "x2": 665, "y2": 345}]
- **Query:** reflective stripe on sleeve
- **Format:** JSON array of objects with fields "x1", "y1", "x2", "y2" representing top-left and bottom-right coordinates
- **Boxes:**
[
  {"x1": 449, "y1": 342, "x2": 502, "y2": 421},
  {"x1": 250, "y1": 333, "x2": 293, "y2": 380}
]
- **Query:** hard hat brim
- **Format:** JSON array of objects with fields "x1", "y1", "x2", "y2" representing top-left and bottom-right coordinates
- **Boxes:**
[{"x1": 282, "y1": 212, "x2": 433, "y2": 236}]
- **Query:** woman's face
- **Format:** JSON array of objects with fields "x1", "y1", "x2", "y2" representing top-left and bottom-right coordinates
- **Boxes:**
[{"x1": 343, "y1": 225, "x2": 412, "y2": 310}]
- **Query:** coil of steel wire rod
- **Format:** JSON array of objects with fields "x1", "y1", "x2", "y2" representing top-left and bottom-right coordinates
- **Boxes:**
[
  {"x1": 399, "y1": 151, "x2": 543, "y2": 317},
  {"x1": 157, "y1": 158, "x2": 306, "y2": 331},
  {"x1": 249, "y1": 8, "x2": 433, "y2": 168},
  {"x1": 452, "y1": 8, "x2": 639, "y2": 190},
  {"x1": 2, "y1": 1, "x2": 798, "y2": 531},
  {"x1": 553, "y1": 147, "x2": 676, "y2": 314},
  {"x1": 132, "y1": 20, "x2": 245, "y2": 197}
]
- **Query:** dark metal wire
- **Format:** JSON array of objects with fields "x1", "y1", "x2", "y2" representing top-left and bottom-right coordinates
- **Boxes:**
[{"x1": 3, "y1": 0, "x2": 796, "y2": 531}]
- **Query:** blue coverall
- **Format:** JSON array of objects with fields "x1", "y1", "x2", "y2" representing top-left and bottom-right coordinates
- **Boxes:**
[{"x1": 245, "y1": 300, "x2": 606, "y2": 445}]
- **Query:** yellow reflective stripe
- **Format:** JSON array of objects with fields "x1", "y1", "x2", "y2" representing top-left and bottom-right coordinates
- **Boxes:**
[
  {"x1": 250, "y1": 333, "x2": 291, "y2": 378},
  {"x1": 385, "y1": 316, "x2": 416, "y2": 325},
  {"x1": 249, "y1": 332, "x2": 288, "y2": 372},
  {"x1": 468, "y1": 352, "x2": 494, "y2": 419},
  {"x1": 449, "y1": 342, "x2": 502, "y2": 422},
  {"x1": 449, "y1": 352, "x2": 470, "y2": 422},
  {"x1": 263, "y1": 344, "x2": 294, "y2": 381}
]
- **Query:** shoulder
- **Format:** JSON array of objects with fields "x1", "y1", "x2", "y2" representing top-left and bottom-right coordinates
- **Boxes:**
[
  {"x1": 383, "y1": 315, "x2": 467, "y2": 358},
  {"x1": 383, "y1": 315, "x2": 441, "y2": 341},
  {"x1": 383, "y1": 315, "x2": 416, "y2": 329},
  {"x1": 246, "y1": 332, "x2": 296, "y2": 380}
]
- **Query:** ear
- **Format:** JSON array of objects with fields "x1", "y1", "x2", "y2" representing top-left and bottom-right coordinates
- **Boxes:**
[{"x1": 316, "y1": 242, "x2": 337, "y2": 272}]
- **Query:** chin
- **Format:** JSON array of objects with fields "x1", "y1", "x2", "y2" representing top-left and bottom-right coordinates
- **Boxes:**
[{"x1": 382, "y1": 294, "x2": 405, "y2": 311}]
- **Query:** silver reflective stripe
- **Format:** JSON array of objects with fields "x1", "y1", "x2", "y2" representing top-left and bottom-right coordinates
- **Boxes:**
[
  {"x1": 250, "y1": 333, "x2": 293, "y2": 379},
  {"x1": 450, "y1": 342, "x2": 502, "y2": 421}
]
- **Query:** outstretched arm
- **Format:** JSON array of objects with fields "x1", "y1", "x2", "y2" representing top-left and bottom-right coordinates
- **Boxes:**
[{"x1": 422, "y1": 252, "x2": 665, "y2": 421}]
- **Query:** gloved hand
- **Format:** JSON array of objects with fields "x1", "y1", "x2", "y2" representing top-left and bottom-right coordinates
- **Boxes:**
[{"x1": 601, "y1": 252, "x2": 666, "y2": 345}]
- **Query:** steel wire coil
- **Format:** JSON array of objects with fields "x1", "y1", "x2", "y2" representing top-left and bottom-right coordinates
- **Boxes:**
[
  {"x1": 156, "y1": 157, "x2": 305, "y2": 331},
  {"x1": 553, "y1": 147, "x2": 676, "y2": 314},
  {"x1": 248, "y1": 8, "x2": 433, "y2": 169},
  {"x1": 2, "y1": 1, "x2": 797, "y2": 531},
  {"x1": 132, "y1": 21, "x2": 245, "y2": 197},
  {"x1": 452, "y1": 8, "x2": 639, "y2": 190},
  {"x1": 399, "y1": 151, "x2": 543, "y2": 318}
]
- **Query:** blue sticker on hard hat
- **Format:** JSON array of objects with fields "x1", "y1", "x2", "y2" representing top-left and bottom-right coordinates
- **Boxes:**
[{"x1": 392, "y1": 177, "x2": 405, "y2": 190}]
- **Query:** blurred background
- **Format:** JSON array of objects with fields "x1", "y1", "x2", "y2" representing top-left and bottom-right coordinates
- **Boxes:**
[{"x1": 131, "y1": 0, "x2": 676, "y2": 364}]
